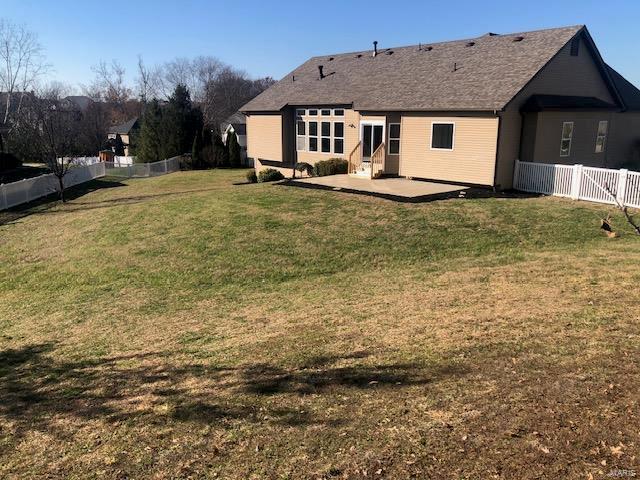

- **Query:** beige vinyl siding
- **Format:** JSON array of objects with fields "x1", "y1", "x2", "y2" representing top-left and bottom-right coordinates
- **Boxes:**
[
  {"x1": 399, "y1": 114, "x2": 499, "y2": 185},
  {"x1": 495, "y1": 34, "x2": 618, "y2": 188},
  {"x1": 246, "y1": 114, "x2": 283, "y2": 162}
]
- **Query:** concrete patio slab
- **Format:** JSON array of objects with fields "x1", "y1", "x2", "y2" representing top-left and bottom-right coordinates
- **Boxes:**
[{"x1": 288, "y1": 175, "x2": 470, "y2": 201}]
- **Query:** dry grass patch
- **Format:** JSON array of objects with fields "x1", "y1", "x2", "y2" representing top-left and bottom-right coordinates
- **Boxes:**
[{"x1": 1, "y1": 169, "x2": 639, "y2": 479}]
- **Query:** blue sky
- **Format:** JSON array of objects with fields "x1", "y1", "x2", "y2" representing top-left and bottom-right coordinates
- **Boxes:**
[{"x1": 3, "y1": 0, "x2": 640, "y2": 92}]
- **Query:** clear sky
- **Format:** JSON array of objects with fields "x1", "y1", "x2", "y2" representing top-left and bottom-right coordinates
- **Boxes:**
[{"x1": 3, "y1": 0, "x2": 640, "y2": 93}]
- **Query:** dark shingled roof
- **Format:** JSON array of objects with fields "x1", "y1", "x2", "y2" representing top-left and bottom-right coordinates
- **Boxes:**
[
  {"x1": 242, "y1": 25, "x2": 585, "y2": 113},
  {"x1": 108, "y1": 117, "x2": 139, "y2": 135},
  {"x1": 521, "y1": 94, "x2": 618, "y2": 112},
  {"x1": 606, "y1": 64, "x2": 640, "y2": 111}
]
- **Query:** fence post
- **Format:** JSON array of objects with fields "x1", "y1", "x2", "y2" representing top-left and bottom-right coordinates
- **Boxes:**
[
  {"x1": 570, "y1": 164, "x2": 583, "y2": 200},
  {"x1": 128, "y1": 164, "x2": 133, "y2": 178},
  {"x1": 163, "y1": 159, "x2": 167, "y2": 174},
  {"x1": 513, "y1": 159, "x2": 520, "y2": 189},
  {"x1": 617, "y1": 168, "x2": 628, "y2": 206},
  {"x1": 0, "y1": 184, "x2": 6, "y2": 210}
]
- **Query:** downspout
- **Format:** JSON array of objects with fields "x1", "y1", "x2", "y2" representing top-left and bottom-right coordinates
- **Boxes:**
[{"x1": 491, "y1": 109, "x2": 503, "y2": 191}]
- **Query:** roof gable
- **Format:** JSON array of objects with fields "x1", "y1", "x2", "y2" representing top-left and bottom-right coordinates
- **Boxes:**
[{"x1": 242, "y1": 25, "x2": 586, "y2": 113}]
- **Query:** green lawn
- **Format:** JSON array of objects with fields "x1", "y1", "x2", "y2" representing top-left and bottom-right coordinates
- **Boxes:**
[{"x1": 1, "y1": 169, "x2": 639, "y2": 479}]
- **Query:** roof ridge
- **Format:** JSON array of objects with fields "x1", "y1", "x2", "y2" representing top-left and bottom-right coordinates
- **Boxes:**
[{"x1": 307, "y1": 25, "x2": 584, "y2": 61}]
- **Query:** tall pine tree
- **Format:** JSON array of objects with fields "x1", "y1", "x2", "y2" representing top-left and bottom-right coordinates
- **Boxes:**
[
  {"x1": 227, "y1": 130, "x2": 241, "y2": 168},
  {"x1": 136, "y1": 100, "x2": 164, "y2": 162}
]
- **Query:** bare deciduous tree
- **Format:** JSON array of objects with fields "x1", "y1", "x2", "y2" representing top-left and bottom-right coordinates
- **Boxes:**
[
  {"x1": 0, "y1": 19, "x2": 49, "y2": 150},
  {"x1": 87, "y1": 60, "x2": 132, "y2": 104},
  {"x1": 14, "y1": 83, "x2": 83, "y2": 201},
  {"x1": 203, "y1": 67, "x2": 274, "y2": 131},
  {"x1": 136, "y1": 55, "x2": 163, "y2": 103}
]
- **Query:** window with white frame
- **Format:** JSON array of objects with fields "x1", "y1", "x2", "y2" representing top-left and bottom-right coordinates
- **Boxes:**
[
  {"x1": 296, "y1": 109, "x2": 306, "y2": 117},
  {"x1": 321, "y1": 122, "x2": 331, "y2": 153},
  {"x1": 334, "y1": 109, "x2": 344, "y2": 116},
  {"x1": 321, "y1": 109, "x2": 331, "y2": 116},
  {"x1": 334, "y1": 122, "x2": 344, "y2": 154},
  {"x1": 431, "y1": 123, "x2": 454, "y2": 150},
  {"x1": 308, "y1": 109, "x2": 318, "y2": 116},
  {"x1": 296, "y1": 120, "x2": 306, "y2": 151},
  {"x1": 560, "y1": 121, "x2": 574, "y2": 157},
  {"x1": 309, "y1": 121, "x2": 318, "y2": 151},
  {"x1": 389, "y1": 123, "x2": 400, "y2": 154},
  {"x1": 595, "y1": 120, "x2": 608, "y2": 153}
]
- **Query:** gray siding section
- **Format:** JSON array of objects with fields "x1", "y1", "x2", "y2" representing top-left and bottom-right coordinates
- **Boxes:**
[{"x1": 495, "y1": 34, "x2": 617, "y2": 188}]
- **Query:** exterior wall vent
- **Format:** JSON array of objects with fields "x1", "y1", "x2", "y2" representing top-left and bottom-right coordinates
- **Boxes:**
[
  {"x1": 466, "y1": 41, "x2": 475, "y2": 47},
  {"x1": 385, "y1": 50, "x2": 394, "y2": 55},
  {"x1": 356, "y1": 54, "x2": 363, "y2": 58},
  {"x1": 513, "y1": 36, "x2": 524, "y2": 42}
]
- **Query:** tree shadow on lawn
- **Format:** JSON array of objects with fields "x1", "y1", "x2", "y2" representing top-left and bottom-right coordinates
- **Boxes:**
[
  {"x1": 0, "y1": 179, "x2": 125, "y2": 226},
  {"x1": 0, "y1": 343, "x2": 467, "y2": 442},
  {"x1": 0, "y1": 182, "x2": 226, "y2": 226}
]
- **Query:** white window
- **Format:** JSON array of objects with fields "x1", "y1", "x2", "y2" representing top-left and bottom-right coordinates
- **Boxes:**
[
  {"x1": 296, "y1": 120, "x2": 306, "y2": 151},
  {"x1": 321, "y1": 121, "x2": 331, "y2": 153},
  {"x1": 431, "y1": 123, "x2": 454, "y2": 150},
  {"x1": 389, "y1": 123, "x2": 400, "y2": 154},
  {"x1": 296, "y1": 109, "x2": 306, "y2": 117},
  {"x1": 595, "y1": 120, "x2": 608, "y2": 153},
  {"x1": 334, "y1": 109, "x2": 344, "y2": 116},
  {"x1": 308, "y1": 109, "x2": 318, "y2": 116},
  {"x1": 334, "y1": 122, "x2": 344, "y2": 154},
  {"x1": 560, "y1": 121, "x2": 574, "y2": 157},
  {"x1": 321, "y1": 109, "x2": 331, "y2": 116},
  {"x1": 308, "y1": 121, "x2": 318, "y2": 151}
]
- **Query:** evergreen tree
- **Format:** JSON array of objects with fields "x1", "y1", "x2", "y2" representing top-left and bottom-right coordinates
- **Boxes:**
[
  {"x1": 113, "y1": 134, "x2": 125, "y2": 156},
  {"x1": 136, "y1": 100, "x2": 164, "y2": 162},
  {"x1": 191, "y1": 129, "x2": 203, "y2": 169},
  {"x1": 227, "y1": 130, "x2": 241, "y2": 168},
  {"x1": 212, "y1": 133, "x2": 228, "y2": 167},
  {"x1": 164, "y1": 84, "x2": 203, "y2": 157}
]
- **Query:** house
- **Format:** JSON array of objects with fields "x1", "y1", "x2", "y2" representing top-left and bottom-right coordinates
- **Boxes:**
[
  {"x1": 220, "y1": 112, "x2": 251, "y2": 166},
  {"x1": 241, "y1": 25, "x2": 640, "y2": 189},
  {"x1": 62, "y1": 95, "x2": 93, "y2": 112},
  {"x1": 107, "y1": 117, "x2": 139, "y2": 156}
]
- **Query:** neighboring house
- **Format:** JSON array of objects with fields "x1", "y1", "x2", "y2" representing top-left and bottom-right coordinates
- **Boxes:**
[
  {"x1": 220, "y1": 112, "x2": 251, "y2": 166},
  {"x1": 107, "y1": 118, "x2": 139, "y2": 156},
  {"x1": 242, "y1": 25, "x2": 640, "y2": 189},
  {"x1": 62, "y1": 95, "x2": 93, "y2": 112}
]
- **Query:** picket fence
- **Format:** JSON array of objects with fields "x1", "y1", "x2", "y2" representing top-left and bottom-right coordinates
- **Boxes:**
[
  {"x1": 513, "y1": 159, "x2": 640, "y2": 209},
  {"x1": 0, "y1": 157, "x2": 182, "y2": 211}
]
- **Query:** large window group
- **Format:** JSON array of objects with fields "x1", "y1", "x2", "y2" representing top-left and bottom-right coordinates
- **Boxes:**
[{"x1": 296, "y1": 109, "x2": 345, "y2": 155}]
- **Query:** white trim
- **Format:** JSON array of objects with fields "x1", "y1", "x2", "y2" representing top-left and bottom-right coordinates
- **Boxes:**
[
  {"x1": 359, "y1": 120, "x2": 386, "y2": 160},
  {"x1": 430, "y1": 122, "x2": 455, "y2": 151},
  {"x1": 308, "y1": 120, "x2": 319, "y2": 152},
  {"x1": 333, "y1": 109, "x2": 345, "y2": 116},
  {"x1": 388, "y1": 122, "x2": 401, "y2": 155},
  {"x1": 320, "y1": 120, "x2": 332, "y2": 153},
  {"x1": 595, "y1": 120, "x2": 608, "y2": 153},
  {"x1": 333, "y1": 120, "x2": 345, "y2": 155},
  {"x1": 560, "y1": 121, "x2": 574, "y2": 157},
  {"x1": 296, "y1": 119, "x2": 306, "y2": 151}
]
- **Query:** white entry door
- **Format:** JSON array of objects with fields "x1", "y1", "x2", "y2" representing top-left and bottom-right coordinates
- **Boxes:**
[{"x1": 360, "y1": 122, "x2": 385, "y2": 162}]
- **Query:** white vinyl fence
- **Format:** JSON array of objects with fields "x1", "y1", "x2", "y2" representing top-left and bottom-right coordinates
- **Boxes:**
[
  {"x1": 103, "y1": 156, "x2": 181, "y2": 178},
  {"x1": 514, "y1": 159, "x2": 640, "y2": 209},
  {"x1": 0, "y1": 156, "x2": 183, "y2": 211}
]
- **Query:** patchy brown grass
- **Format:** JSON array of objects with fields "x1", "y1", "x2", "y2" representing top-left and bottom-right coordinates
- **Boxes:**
[{"x1": 0, "y1": 169, "x2": 639, "y2": 479}]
